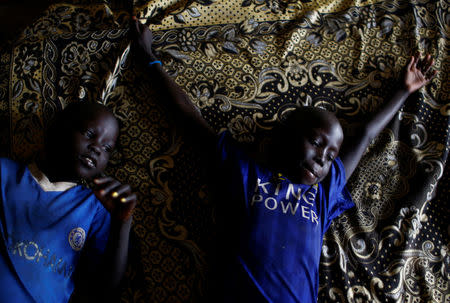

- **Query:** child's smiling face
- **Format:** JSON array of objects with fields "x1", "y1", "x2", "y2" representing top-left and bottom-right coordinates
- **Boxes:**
[
  {"x1": 274, "y1": 107, "x2": 344, "y2": 185},
  {"x1": 45, "y1": 103, "x2": 119, "y2": 182},
  {"x1": 69, "y1": 109, "x2": 119, "y2": 180}
]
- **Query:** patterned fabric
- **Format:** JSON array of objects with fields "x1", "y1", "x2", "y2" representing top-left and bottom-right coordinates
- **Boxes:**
[{"x1": 0, "y1": 0, "x2": 448, "y2": 302}]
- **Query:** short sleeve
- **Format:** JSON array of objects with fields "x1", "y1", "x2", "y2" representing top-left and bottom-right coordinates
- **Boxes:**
[
  {"x1": 217, "y1": 131, "x2": 249, "y2": 167},
  {"x1": 322, "y1": 157, "x2": 354, "y2": 231}
]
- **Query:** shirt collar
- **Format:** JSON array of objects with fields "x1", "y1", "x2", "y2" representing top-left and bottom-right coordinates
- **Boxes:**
[{"x1": 28, "y1": 162, "x2": 78, "y2": 192}]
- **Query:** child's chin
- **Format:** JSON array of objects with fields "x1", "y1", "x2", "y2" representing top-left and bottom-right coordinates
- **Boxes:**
[
  {"x1": 285, "y1": 174, "x2": 310, "y2": 185},
  {"x1": 75, "y1": 166, "x2": 97, "y2": 181},
  {"x1": 285, "y1": 170, "x2": 317, "y2": 185}
]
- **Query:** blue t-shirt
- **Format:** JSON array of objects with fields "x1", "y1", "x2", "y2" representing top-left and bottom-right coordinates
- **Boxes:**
[
  {"x1": 217, "y1": 132, "x2": 354, "y2": 303},
  {"x1": 0, "y1": 158, "x2": 111, "y2": 303}
]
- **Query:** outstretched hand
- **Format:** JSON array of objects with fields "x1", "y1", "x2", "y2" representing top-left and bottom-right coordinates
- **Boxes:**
[
  {"x1": 403, "y1": 53, "x2": 437, "y2": 94},
  {"x1": 93, "y1": 177, "x2": 137, "y2": 222},
  {"x1": 130, "y1": 16, "x2": 157, "y2": 61}
]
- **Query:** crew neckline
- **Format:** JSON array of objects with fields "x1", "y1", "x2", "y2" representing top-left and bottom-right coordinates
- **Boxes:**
[{"x1": 28, "y1": 162, "x2": 78, "y2": 192}]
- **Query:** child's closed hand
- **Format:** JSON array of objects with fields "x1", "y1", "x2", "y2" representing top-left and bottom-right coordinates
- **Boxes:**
[
  {"x1": 130, "y1": 16, "x2": 157, "y2": 61},
  {"x1": 404, "y1": 52, "x2": 437, "y2": 94},
  {"x1": 93, "y1": 177, "x2": 137, "y2": 222}
]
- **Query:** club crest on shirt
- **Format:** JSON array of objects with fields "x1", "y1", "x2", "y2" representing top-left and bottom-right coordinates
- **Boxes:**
[{"x1": 68, "y1": 227, "x2": 86, "y2": 251}]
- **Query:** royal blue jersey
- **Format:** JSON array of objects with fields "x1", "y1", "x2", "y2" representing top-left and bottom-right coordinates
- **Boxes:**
[
  {"x1": 0, "y1": 158, "x2": 111, "y2": 303},
  {"x1": 217, "y1": 132, "x2": 354, "y2": 303}
]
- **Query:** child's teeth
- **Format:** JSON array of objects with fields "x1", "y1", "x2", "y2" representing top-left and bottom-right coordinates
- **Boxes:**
[{"x1": 84, "y1": 157, "x2": 94, "y2": 167}]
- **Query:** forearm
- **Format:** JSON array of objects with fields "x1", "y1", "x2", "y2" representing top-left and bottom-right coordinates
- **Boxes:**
[
  {"x1": 133, "y1": 19, "x2": 217, "y2": 145},
  {"x1": 340, "y1": 88, "x2": 411, "y2": 179},
  {"x1": 364, "y1": 88, "x2": 410, "y2": 140},
  {"x1": 103, "y1": 217, "x2": 132, "y2": 289},
  {"x1": 144, "y1": 54, "x2": 215, "y2": 136},
  {"x1": 340, "y1": 53, "x2": 436, "y2": 180}
]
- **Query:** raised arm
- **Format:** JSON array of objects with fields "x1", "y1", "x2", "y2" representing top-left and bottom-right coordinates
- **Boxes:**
[
  {"x1": 339, "y1": 53, "x2": 437, "y2": 180},
  {"x1": 131, "y1": 17, "x2": 216, "y2": 142}
]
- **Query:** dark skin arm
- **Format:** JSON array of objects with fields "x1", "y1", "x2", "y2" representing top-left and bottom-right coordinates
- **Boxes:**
[
  {"x1": 89, "y1": 177, "x2": 136, "y2": 292},
  {"x1": 131, "y1": 17, "x2": 216, "y2": 144},
  {"x1": 339, "y1": 53, "x2": 437, "y2": 180},
  {"x1": 132, "y1": 19, "x2": 437, "y2": 181}
]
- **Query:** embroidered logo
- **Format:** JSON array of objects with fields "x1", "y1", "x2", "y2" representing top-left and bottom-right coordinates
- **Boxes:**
[{"x1": 68, "y1": 227, "x2": 86, "y2": 251}]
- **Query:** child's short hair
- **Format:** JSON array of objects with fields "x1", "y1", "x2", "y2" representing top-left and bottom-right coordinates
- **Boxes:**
[
  {"x1": 279, "y1": 106, "x2": 333, "y2": 129},
  {"x1": 273, "y1": 106, "x2": 335, "y2": 139},
  {"x1": 45, "y1": 102, "x2": 115, "y2": 150}
]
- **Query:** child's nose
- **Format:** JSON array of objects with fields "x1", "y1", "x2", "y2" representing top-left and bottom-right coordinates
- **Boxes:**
[
  {"x1": 88, "y1": 143, "x2": 101, "y2": 155},
  {"x1": 314, "y1": 149, "x2": 326, "y2": 166}
]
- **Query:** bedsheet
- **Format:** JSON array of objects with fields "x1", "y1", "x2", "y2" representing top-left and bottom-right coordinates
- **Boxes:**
[{"x1": 0, "y1": 0, "x2": 448, "y2": 302}]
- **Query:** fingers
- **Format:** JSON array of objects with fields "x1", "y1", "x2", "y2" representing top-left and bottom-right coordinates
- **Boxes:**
[
  {"x1": 93, "y1": 177, "x2": 137, "y2": 221},
  {"x1": 112, "y1": 184, "x2": 133, "y2": 203},
  {"x1": 134, "y1": 18, "x2": 141, "y2": 34},
  {"x1": 132, "y1": 16, "x2": 147, "y2": 32},
  {"x1": 412, "y1": 52, "x2": 420, "y2": 69},
  {"x1": 120, "y1": 193, "x2": 137, "y2": 204},
  {"x1": 130, "y1": 16, "x2": 145, "y2": 39},
  {"x1": 407, "y1": 55, "x2": 415, "y2": 71},
  {"x1": 418, "y1": 53, "x2": 437, "y2": 80},
  {"x1": 129, "y1": 16, "x2": 140, "y2": 37},
  {"x1": 427, "y1": 69, "x2": 438, "y2": 81},
  {"x1": 410, "y1": 52, "x2": 437, "y2": 78},
  {"x1": 422, "y1": 54, "x2": 434, "y2": 75},
  {"x1": 120, "y1": 195, "x2": 137, "y2": 221},
  {"x1": 94, "y1": 176, "x2": 118, "y2": 194},
  {"x1": 94, "y1": 177, "x2": 134, "y2": 203}
]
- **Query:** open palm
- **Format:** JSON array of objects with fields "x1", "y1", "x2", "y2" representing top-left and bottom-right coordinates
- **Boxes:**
[{"x1": 404, "y1": 53, "x2": 437, "y2": 93}]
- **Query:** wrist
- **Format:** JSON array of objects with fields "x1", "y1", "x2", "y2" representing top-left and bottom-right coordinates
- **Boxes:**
[
  {"x1": 148, "y1": 60, "x2": 162, "y2": 67},
  {"x1": 144, "y1": 52, "x2": 158, "y2": 63},
  {"x1": 111, "y1": 215, "x2": 133, "y2": 231},
  {"x1": 399, "y1": 87, "x2": 411, "y2": 95},
  {"x1": 397, "y1": 82, "x2": 412, "y2": 95}
]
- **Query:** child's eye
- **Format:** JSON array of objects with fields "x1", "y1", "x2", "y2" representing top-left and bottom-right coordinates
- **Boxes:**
[
  {"x1": 309, "y1": 138, "x2": 320, "y2": 146},
  {"x1": 84, "y1": 129, "x2": 94, "y2": 139},
  {"x1": 103, "y1": 145, "x2": 112, "y2": 153}
]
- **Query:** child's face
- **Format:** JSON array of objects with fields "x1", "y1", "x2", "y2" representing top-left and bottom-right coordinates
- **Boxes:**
[
  {"x1": 278, "y1": 114, "x2": 344, "y2": 185},
  {"x1": 65, "y1": 110, "x2": 119, "y2": 180}
]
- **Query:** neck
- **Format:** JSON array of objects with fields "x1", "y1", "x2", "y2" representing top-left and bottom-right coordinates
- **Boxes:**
[{"x1": 36, "y1": 156, "x2": 79, "y2": 184}]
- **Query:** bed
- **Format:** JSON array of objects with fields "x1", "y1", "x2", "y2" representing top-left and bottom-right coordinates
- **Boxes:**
[{"x1": 0, "y1": 0, "x2": 448, "y2": 301}]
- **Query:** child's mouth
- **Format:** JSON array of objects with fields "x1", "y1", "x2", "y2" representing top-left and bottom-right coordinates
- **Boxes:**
[
  {"x1": 302, "y1": 165, "x2": 319, "y2": 180},
  {"x1": 79, "y1": 155, "x2": 96, "y2": 168}
]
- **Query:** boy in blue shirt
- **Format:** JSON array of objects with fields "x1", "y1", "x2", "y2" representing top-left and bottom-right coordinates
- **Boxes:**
[
  {"x1": 0, "y1": 102, "x2": 137, "y2": 302},
  {"x1": 131, "y1": 18, "x2": 436, "y2": 302}
]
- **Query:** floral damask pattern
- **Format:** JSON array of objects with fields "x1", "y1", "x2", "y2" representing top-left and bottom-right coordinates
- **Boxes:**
[{"x1": 1, "y1": 0, "x2": 448, "y2": 302}]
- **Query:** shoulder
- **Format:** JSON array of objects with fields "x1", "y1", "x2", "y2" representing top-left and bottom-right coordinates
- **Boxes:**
[
  {"x1": 0, "y1": 158, "x2": 24, "y2": 180},
  {"x1": 0, "y1": 157, "x2": 20, "y2": 168},
  {"x1": 322, "y1": 157, "x2": 346, "y2": 187},
  {"x1": 217, "y1": 130, "x2": 255, "y2": 161},
  {"x1": 332, "y1": 157, "x2": 346, "y2": 176}
]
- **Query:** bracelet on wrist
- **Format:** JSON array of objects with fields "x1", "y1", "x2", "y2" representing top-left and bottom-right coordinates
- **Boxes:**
[{"x1": 148, "y1": 60, "x2": 162, "y2": 67}]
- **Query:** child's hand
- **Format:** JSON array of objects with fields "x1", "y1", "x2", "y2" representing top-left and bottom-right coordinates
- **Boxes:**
[
  {"x1": 403, "y1": 53, "x2": 437, "y2": 94},
  {"x1": 93, "y1": 177, "x2": 137, "y2": 222},
  {"x1": 131, "y1": 16, "x2": 157, "y2": 61}
]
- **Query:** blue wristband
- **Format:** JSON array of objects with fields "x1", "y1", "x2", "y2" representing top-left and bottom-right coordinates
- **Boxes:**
[{"x1": 148, "y1": 60, "x2": 162, "y2": 67}]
